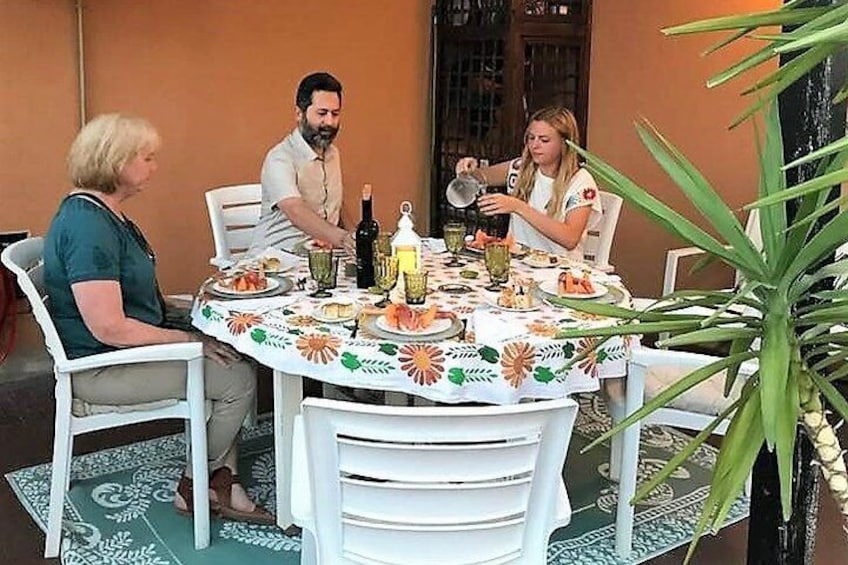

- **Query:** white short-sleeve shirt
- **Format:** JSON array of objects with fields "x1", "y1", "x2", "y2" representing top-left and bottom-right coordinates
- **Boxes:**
[
  {"x1": 507, "y1": 160, "x2": 603, "y2": 261},
  {"x1": 249, "y1": 127, "x2": 343, "y2": 253}
]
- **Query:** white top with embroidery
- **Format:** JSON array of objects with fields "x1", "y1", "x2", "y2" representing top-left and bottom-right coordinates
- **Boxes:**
[{"x1": 506, "y1": 159, "x2": 603, "y2": 261}]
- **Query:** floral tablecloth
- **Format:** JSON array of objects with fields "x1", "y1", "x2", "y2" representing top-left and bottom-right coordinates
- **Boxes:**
[{"x1": 191, "y1": 247, "x2": 633, "y2": 405}]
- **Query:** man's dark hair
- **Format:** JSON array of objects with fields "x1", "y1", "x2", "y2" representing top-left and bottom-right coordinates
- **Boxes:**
[{"x1": 295, "y1": 72, "x2": 343, "y2": 112}]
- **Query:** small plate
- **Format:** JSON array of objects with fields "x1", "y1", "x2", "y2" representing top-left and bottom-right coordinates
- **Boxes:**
[
  {"x1": 375, "y1": 316, "x2": 453, "y2": 336},
  {"x1": 212, "y1": 277, "x2": 281, "y2": 297},
  {"x1": 482, "y1": 293, "x2": 541, "y2": 312},
  {"x1": 538, "y1": 279, "x2": 608, "y2": 300},
  {"x1": 312, "y1": 297, "x2": 359, "y2": 323},
  {"x1": 522, "y1": 253, "x2": 563, "y2": 268},
  {"x1": 242, "y1": 249, "x2": 298, "y2": 275},
  {"x1": 437, "y1": 283, "x2": 473, "y2": 294}
]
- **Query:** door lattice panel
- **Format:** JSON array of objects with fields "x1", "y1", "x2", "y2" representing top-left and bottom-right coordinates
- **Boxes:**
[
  {"x1": 524, "y1": 41, "x2": 582, "y2": 122},
  {"x1": 439, "y1": 0, "x2": 510, "y2": 27},
  {"x1": 524, "y1": 0, "x2": 585, "y2": 18}
]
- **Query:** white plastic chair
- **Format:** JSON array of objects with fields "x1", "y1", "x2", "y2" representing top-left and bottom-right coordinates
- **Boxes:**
[
  {"x1": 583, "y1": 191, "x2": 623, "y2": 273},
  {"x1": 205, "y1": 183, "x2": 262, "y2": 268},
  {"x1": 607, "y1": 345, "x2": 758, "y2": 558},
  {"x1": 662, "y1": 209, "x2": 761, "y2": 295},
  {"x1": 290, "y1": 397, "x2": 578, "y2": 565},
  {"x1": 1, "y1": 237, "x2": 211, "y2": 558}
]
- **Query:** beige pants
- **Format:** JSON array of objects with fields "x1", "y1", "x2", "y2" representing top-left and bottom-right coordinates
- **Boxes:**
[{"x1": 73, "y1": 359, "x2": 256, "y2": 469}]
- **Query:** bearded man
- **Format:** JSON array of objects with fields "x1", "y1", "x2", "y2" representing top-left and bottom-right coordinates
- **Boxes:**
[{"x1": 250, "y1": 72, "x2": 355, "y2": 256}]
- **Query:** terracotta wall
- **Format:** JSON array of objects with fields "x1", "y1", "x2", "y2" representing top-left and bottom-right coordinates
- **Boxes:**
[
  {"x1": 589, "y1": 0, "x2": 780, "y2": 295},
  {"x1": 2, "y1": 0, "x2": 779, "y2": 296},
  {"x1": 0, "y1": 1, "x2": 79, "y2": 238},
  {"x1": 79, "y1": 0, "x2": 432, "y2": 293}
]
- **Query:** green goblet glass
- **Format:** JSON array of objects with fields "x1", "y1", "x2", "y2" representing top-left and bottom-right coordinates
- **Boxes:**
[
  {"x1": 484, "y1": 241, "x2": 510, "y2": 291},
  {"x1": 308, "y1": 249, "x2": 335, "y2": 298},
  {"x1": 374, "y1": 255, "x2": 399, "y2": 308},
  {"x1": 373, "y1": 232, "x2": 393, "y2": 258},
  {"x1": 443, "y1": 222, "x2": 466, "y2": 267}
]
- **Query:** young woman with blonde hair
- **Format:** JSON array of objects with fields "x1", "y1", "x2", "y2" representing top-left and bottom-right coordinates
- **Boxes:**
[{"x1": 455, "y1": 106, "x2": 602, "y2": 261}]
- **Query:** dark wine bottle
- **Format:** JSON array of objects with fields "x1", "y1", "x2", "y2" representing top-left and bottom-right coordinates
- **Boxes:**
[{"x1": 355, "y1": 183, "x2": 379, "y2": 288}]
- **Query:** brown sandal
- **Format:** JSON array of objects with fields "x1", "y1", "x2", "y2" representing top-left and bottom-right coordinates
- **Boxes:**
[
  {"x1": 174, "y1": 473, "x2": 220, "y2": 517},
  {"x1": 210, "y1": 467, "x2": 275, "y2": 525}
]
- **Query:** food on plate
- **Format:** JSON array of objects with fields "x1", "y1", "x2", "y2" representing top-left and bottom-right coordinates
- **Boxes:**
[
  {"x1": 498, "y1": 281, "x2": 535, "y2": 309},
  {"x1": 558, "y1": 271, "x2": 595, "y2": 295},
  {"x1": 466, "y1": 229, "x2": 515, "y2": 251},
  {"x1": 220, "y1": 270, "x2": 268, "y2": 293},
  {"x1": 525, "y1": 249, "x2": 560, "y2": 267},
  {"x1": 260, "y1": 256, "x2": 282, "y2": 271},
  {"x1": 321, "y1": 302, "x2": 355, "y2": 320},
  {"x1": 384, "y1": 303, "x2": 448, "y2": 331}
]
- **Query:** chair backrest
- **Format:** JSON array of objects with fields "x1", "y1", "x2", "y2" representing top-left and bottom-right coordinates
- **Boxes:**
[
  {"x1": 1, "y1": 237, "x2": 69, "y2": 366},
  {"x1": 205, "y1": 183, "x2": 262, "y2": 267},
  {"x1": 734, "y1": 209, "x2": 762, "y2": 287},
  {"x1": 583, "y1": 191, "x2": 622, "y2": 272},
  {"x1": 300, "y1": 397, "x2": 578, "y2": 565},
  {"x1": 629, "y1": 345, "x2": 759, "y2": 434}
]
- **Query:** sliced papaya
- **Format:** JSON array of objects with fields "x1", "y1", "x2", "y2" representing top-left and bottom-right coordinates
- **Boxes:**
[
  {"x1": 579, "y1": 278, "x2": 595, "y2": 294},
  {"x1": 417, "y1": 305, "x2": 438, "y2": 329},
  {"x1": 384, "y1": 304, "x2": 400, "y2": 328}
]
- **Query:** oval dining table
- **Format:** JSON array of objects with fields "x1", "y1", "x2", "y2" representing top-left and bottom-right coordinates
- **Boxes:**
[{"x1": 190, "y1": 243, "x2": 637, "y2": 547}]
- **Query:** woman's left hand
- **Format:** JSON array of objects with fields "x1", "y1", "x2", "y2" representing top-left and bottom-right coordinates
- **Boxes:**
[{"x1": 477, "y1": 193, "x2": 523, "y2": 216}]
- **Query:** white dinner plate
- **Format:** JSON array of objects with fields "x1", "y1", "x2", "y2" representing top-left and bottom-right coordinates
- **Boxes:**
[
  {"x1": 375, "y1": 315, "x2": 453, "y2": 336},
  {"x1": 538, "y1": 279, "x2": 608, "y2": 300},
  {"x1": 312, "y1": 297, "x2": 359, "y2": 324},
  {"x1": 482, "y1": 292, "x2": 541, "y2": 312},
  {"x1": 212, "y1": 277, "x2": 280, "y2": 297}
]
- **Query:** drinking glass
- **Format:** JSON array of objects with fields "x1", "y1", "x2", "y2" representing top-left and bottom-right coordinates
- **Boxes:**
[
  {"x1": 308, "y1": 249, "x2": 336, "y2": 298},
  {"x1": 373, "y1": 231, "x2": 392, "y2": 258},
  {"x1": 403, "y1": 270, "x2": 429, "y2": 305},
  {"x1": 484, "y1": 241, "x2": 510, "y2": 291},
  {"x1": 373, "y1": 255, "x2": 399, "y2": 308},
  {"x1": 443, "y1": 222, "x2": 466, "y2": 267}
]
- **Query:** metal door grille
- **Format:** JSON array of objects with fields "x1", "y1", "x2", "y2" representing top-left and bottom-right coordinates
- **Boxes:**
[
  {"x1": 438, "y1": 0, "x2": 510, "y2": 27},
  {"x1": 431, "y1": 0, "x2": 592, "y2": 236},
  {"x1": 524, "y1": 0, "x2": 584, "y2": 18},
  {"x1": 524, "y1": 41, "x2": 582, "y2": 120},
  {"x1": 434, "y1": 37, "x2": 508, "y2": 232}
]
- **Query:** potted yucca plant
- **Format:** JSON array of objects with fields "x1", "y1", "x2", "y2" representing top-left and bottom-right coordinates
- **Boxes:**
[{"x1": 549, "y1": 1, "x2": 848, "y2": 561}]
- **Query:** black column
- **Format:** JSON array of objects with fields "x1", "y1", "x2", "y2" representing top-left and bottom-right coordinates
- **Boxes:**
[{"x1": 746, "y1": 1, "x2": 847, "y2": 562}]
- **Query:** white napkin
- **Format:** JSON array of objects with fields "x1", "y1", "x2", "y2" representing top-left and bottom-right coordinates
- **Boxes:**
[
  {"x1": 422, "y1": 238, "x2": 448, "y2": 254},
  {"x1": 472, "y1": 309, "x2": 529, "y2": 345}
]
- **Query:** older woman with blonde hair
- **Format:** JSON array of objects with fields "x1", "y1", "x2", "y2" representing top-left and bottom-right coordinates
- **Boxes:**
[
  {"x1": 44, "y1": 113, "x2": 273, "y2": 524},
  {"x1": 455, "y1": 106, "x2": 602, "y2": 261}
]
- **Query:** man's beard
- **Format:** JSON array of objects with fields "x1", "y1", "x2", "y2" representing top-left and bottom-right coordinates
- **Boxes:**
[{"x1": 300, "y1": 116, "x2": 339, "y2": 151}]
